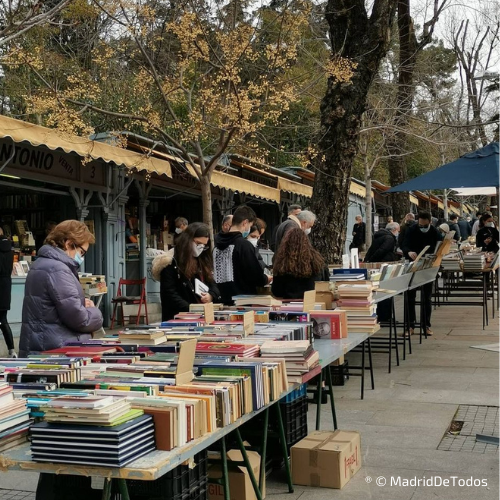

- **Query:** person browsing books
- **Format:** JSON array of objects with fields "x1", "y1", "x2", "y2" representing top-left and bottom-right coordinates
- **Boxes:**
[
  {"x1": 19, "y1": 220, "x2": 103, "y2": 356},
  {"x1": 247, "y1": 222, "x2": 267, "y2": 270},
  {"x1": 152, "y1": 222, "x2": 221, "y2": 321},
  {"x1": 364, "y1": 222, "x2": 400, "y2": 263},
  {"x1": 475, "y1": 214, "x2": 499, "y2": 253},
  {"x1": 213, "y1": 205, "x2": 271, "y2": 305},
  {"x1": 401, "y1": 211, "x2": 440, "y2": 337},
  {"x1": 0, "y1": 228, "x2": 16, "y2": 357},
  {"x1": 271, "y1": 228, "x2": 327, "y2": 299}
]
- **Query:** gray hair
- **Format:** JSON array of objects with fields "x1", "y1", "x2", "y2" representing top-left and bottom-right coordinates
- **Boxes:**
[
  {"x1": 386, "y1": 222, "x2": 400, "y2": 232},
  {"x1": 406, "y1": 213, "x2": 415, "y2": 220},
  {"x1": 297, "y1": 210, "x2": 316, "y2": 223},
  {"x1": 175, "y1": 217, "x2": 188, "y2": 226},
  {"x1": 222, "y1": 214, "x2": 233, "y2": 225}
]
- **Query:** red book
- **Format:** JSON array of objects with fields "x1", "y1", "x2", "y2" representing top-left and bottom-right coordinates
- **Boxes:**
[
  {"x1": 42, "y1": 346, "x2": 118, "y2": 355},
  {"x1": 195, "y1": 342, "x2": 258, "y2": 355}
]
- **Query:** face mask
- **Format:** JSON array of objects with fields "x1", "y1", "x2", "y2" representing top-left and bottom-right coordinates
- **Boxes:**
[
  {"x1": 419, "y1": 227, "x2": 430, "y2": 233},
  {"x1": 486, "y1": 222, "x2": 495, "y2": 228},
  {"x1": 74, "y1": 251, "x2": 84, "y2": 266},
  {"x1": 248, "y1": 237, "x2": 259, "y2": 247},
  {"x1": 242, "y1": 230, "x2": 250, "y2": 238},
  {"x1": 175, "y1": 227, "x2": 183, "y2": 234},
  {"x1": 393, "y1": 231, "x2": 399, "y2": 238},
  {"x1": 304, "y1": 228, "x2": 311, "y2": 235},
  {"x1": 192, "y1": 242, "x2": 206, "y2": 257}
]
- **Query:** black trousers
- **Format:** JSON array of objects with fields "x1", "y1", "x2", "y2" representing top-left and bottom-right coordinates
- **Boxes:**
[
  {"x1": 407, "y1": 282, "x2": 433, "y2": 329},
  {"x1": 0, "y1": 309, "x2": 14, "y2": 351}
]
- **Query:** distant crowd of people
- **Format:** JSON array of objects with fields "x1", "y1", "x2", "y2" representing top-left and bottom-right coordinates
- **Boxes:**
[{"x1": 1, "y1": 205, "x2": 496, "y2": 357}]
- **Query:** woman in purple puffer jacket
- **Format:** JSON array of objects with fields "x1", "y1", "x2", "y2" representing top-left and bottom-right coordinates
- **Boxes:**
[{"x1": 19, "y1": 220, "x2": 103, "y2": 357}]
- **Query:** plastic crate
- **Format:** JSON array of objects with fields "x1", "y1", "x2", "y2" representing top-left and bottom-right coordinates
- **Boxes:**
[
  {"x1": 281, "y1": 383, "x2": 307, "y2": 403},
  {"x1": 279, "y1": 395, "x2": 308, "y2": 448},
  {"x1": 330, "y1": 360, "x2": 349, "y2": 386},
  {"x1": 128, "y1": 450, "x2": 208, "y2": 500}
]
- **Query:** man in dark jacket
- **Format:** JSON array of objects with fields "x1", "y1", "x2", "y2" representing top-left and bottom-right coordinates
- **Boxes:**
[
  {"x1": 213, "y1": 205, "x2": 270, "y2": 305},
  {"x1": 364, "y1": 222, "x2": 400, "y2": 263},
  {"x1": 0, "y1": 228, "x2": 15, "y2": 357},
  {"x1": 271, "y1": 204, "x2": 302, "y2": 252},
  {"x1": 402, "y1": 211, "x2": 440, "y2": 336},
  {"x1": 447, "y1": 214, "x2": 461, "y2": 241},
  {"x1": 349, "y1": 215, "x2": 366, "y2": 251},
  {"x1": 457, "y1": 216, "x2": 471, "y2": 241}
]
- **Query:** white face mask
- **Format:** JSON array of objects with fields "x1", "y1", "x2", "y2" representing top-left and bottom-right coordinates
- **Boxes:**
[
  {"x1": 192, "y1": 242, "x2": 206, "y2": 257},
  {"x1": 486, "y1": 222, "x2": 495, "y2": 228},
  {"x1": 248, "y1": 237, "x2": 259, "y2": 247},
  {"x1": 175, "y1": 227, "x2": 183, "y2": 234},
  {"x1": 304, "y1": 228, "x2": 311, "y2": 235}
]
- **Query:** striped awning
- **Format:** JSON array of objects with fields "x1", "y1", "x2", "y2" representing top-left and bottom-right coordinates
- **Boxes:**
[{"x1": 0, "y1": 115, "x2": 172, "y2": 177}]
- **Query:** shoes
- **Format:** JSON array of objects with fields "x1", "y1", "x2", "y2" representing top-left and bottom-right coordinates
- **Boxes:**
[
  {"x1": 425, "y1": 328, "x2": 433, "y2": 336},
  {"x1": 8, "y1": 349, "x2": 18, "y2": 358},
  {"x1": 401, "y1": 328, "x2": 414, "y2": 338}
]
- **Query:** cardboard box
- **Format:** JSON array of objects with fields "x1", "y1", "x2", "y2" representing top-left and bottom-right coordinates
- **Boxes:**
[
  {"x1": 291, "y1": 430, "x2": 361, "y2": 489},
  {"x1": 208, "y1": 449, "x2": 265, "y2": 500},
  {"x1": 332, "y1": 355, "x2": 344, "y2": 366},
  {"x1": 316, "y1": 291, "x2": 333, "y2": 309}
]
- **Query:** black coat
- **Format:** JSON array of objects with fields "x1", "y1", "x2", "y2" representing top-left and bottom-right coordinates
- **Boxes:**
[
  {"x1": 399, "y1": 220, "x2": 416, "y2": 246},
  {"x1": 271, "y1": 274, "x2": 316, "y2": 299},
  {"x1": 476, "y1": 227, "x2": 499, "y2": 253},
  {"x1": 401, "y1": 223, "x2": 440, "y2": 260},
  {"x1": 364, "y1": 229, "x2": 398, "y2": 263},
  {"x1": 0, "y1": 237, "x2": 13, "y2": 310},
  {"x1": 152, "y1": 249, "x2": 221, "y2": 321},
  {"x1": 457, "y1": 220, "x2": 471, "y2": 240},
  {"x1": 351, "y1": 222, "x2": 366, "y2": 247}
]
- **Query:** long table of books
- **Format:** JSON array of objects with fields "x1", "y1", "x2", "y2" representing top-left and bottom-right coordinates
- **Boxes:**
[{"x1": 0, "y1": 316, "x2": 369, "y2": 500}]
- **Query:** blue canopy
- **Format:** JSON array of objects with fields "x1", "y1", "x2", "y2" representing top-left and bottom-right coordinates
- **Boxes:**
[{"x1": 387, "y1": 142, "x2": 499, "y2": 192}]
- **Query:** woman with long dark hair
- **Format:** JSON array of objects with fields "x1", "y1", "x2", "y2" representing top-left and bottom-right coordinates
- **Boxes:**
[
  {"x1": 152, "y1": 222, "x2": 221, "y2": 321},
  {"x1": 271, "y1": 228, "x2": 326, "y2": 299}
]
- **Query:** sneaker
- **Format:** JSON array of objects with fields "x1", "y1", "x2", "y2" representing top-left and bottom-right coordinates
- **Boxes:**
[
  {"x1": 8, "y1": 349, "x2": 18, "y2": 358},
  {"x1": 425, "y1": 328, "x2": 433, "y2": 336},
  {"x1": 401, "y1": 328, "x2": 414, "y2": 337}
]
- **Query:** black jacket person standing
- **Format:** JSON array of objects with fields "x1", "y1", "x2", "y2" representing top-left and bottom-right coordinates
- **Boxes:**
[{"x1": 401, "y1": 211, "x2": 440, "y2": 336}]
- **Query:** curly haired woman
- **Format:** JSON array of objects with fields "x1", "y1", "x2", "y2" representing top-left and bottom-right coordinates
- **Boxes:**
[{"x1": 271, "y1": 228, "x2": 327, "y2": 299}]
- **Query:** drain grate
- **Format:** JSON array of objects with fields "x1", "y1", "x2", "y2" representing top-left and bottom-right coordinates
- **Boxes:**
[{"x1": 438, "y1": 405, "x2": 499, "y2": 453}]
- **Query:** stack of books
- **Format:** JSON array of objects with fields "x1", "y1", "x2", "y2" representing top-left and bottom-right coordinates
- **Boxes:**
[
  {"x1": 379, "y1": 263, "x2": 405, "y2": 280},
  {"x1": 118, "y1": 329, "x2": 167, "y2": 346},
  {"x1": 0, "y1": 382, "x2": 32, "y2": 453},
  {"x1": 441, "y1": 254, "x2": 462, "y2": 271},
  {"x1": 463, "y1": 253, "x2": 485, "y2": 272},
  {"x1": 79, "y1": 274, "x2": 108, "y2": 295},
  {"x1": 30, "y1": 412, "x2": 155, "y2": 467},
  {"x1": 233, "y1": 295, "x2": 282, "y2": 307},
  {"x1": 260, "y1": 340, "x2": 320, "y2": 385},
  {"x1": 195, "y1": 342, "x2": 260, "y2": 358},
  {"x1": 337, "y1": 283, "x2": 380, "y2": 334}
]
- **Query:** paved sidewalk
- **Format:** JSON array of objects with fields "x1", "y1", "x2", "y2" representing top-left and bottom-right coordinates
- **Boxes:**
[{"x1": 1, "y1": 299, "x2": 498, "y2": 499}]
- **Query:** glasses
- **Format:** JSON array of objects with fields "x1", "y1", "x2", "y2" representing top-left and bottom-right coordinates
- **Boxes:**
[
  {"x1": 74, "y1": 244, "x2": 87, "y2": 257},
  {"x1": 194, "y1": 242, "x2": 209, "y2": 251},
  {"x1": 418, "y1": 225, "x2": 430, "y2": 229}
]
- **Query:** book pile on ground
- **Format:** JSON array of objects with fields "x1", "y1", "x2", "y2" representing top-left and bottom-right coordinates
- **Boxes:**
[
  {"x1": 118, "y1": 329, "x2": 167, "y2": 346},
  {"x1": 336, "y1": 283, "x2": 380, "y2": 334},
  {"x1": 0, "y1": 382, "x2": 32, "y2": 452},
  {"x1": 30, "y1": 413, "x2": 155, "y2": 467},
  {"x1": 463, "y1": 252, "x2": 485, "y2": 272},
  {"x1": 260, "y1": 340, "x2": 320, "y2": 385}
]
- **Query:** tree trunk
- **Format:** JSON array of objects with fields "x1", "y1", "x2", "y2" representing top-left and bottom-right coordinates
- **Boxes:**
[
  {"x1": 365, "y1": 169, "x2": 373, "y2": 248},
  {"x1": 311, "y1": 0, "x2": 397, "y2": 264},
  {"x1": 200, "y1": 175, "x2": 214, "y2": 244},
  {"x1": 387, "y1": 0, "x2": 418, "y2": 223}
]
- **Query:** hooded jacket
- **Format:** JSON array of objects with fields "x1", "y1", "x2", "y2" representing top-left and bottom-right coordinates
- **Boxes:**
[
  {"x1": 213, "y1": 231, "x2": 268, "y2": 305},
  {"x1": 19, "y1": 245, "x2": 103, "y2": 356},
  {"x1": 152, "y1": 248, "x2": 221, "y2": 321},
  {"x1": 364, "y1": 229, "x2": 399, "y2": 263},
  {"x1": 0, "y1": 236, "x2": 13, "y2": 311}
]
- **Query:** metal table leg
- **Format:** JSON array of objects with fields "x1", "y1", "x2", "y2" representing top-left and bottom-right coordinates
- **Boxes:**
[
  {"x1": 117, "y1": 479, "x2": 130, "y2": 500},
  {"x1": 259, "y1": 408, "x2": 269, "y2": 491},
  {"x1": 325, "y1": 364, "x2": 338, "y2": 429},
  {"x1": 235, "y1": 429, "x2": 263, "y2": 500},
  {"x1": 392, "y1": 297, "x2": 400, "y2": 366},
  {"x1": 361, "y1": 340, "x2": 365, "y2": 400},
  {"x1": 274, "y1": 403, "x2": 294, "y2": 493},
  {"x1": 315, "y1": 368, "x2": 323, "y2": 430},
  {"x1": 368, "y1": 337, "x2": 375, "y2": 390}
]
